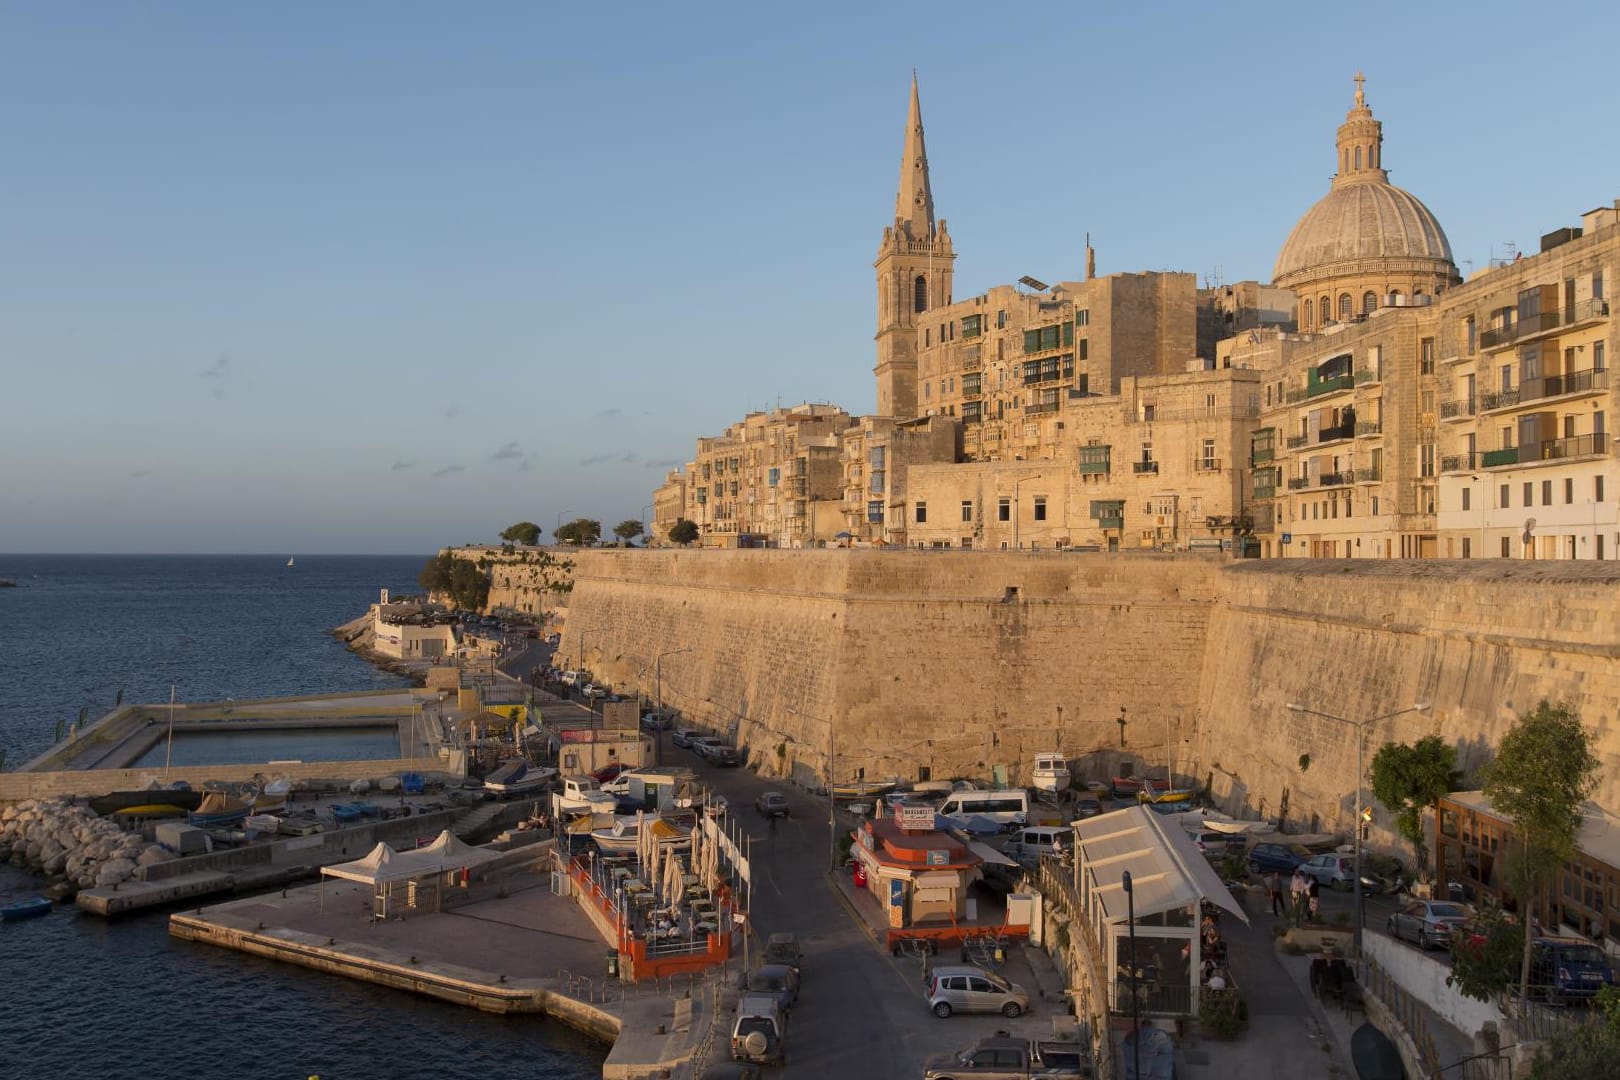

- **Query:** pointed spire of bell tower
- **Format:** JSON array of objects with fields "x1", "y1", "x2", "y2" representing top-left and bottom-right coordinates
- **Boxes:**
[{"x1": 894, "y1": 72, "x2": 935, "y2": 240}]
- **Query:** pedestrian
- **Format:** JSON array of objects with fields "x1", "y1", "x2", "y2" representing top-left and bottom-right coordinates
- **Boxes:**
[
  {"x1": 1307, "y1": 877, "x2": 1321, "y2": 923},
  {"x1": 1265, "y1": 870, "x2": 1284, "y2": 916},
  {"x1": 1290, "y1": 868, "x2": 1309, "y2": 927}
]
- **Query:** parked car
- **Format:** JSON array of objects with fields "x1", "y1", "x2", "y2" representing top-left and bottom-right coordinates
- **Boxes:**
[
  {"x1": 742, "y1": 963, "x2": 800, "y2": 1011},
  {"x1": 1246, "y1": 843, "x2": 1308, "y2": 876},
  {"x1": 756, "y1": 792, "x2": 790, "y2": 818},
  {"x1": 671, "y1": 728, "x2": 703, "y2": 749},
  {"x1": 1299, "y1": 852, "x2": 1392, "y2": 892},
  {"x1": 1072, "y1": 797, "x2": 1104, "y2": 819},
  {"x1": 706, "y1": 742, "x2": 740, "y2": 767},
  {"x1": 1386, "y1": 899, "x2": 1475, "y2": 949},
  {"x1": 581, "y1": 683, "x2": 608, "y2": 700},
  {"x1": 591, "y1": 763, "x2": 631, "y2": 784},
  {"x1": 560, "y1": 670, "x2": 584, "y2": 687},
  {"x1": 730, "y1": 993, "x2": 787, "y2": 1066},
  {"x1": 1529, "y1": 936, "x2": 1616, "y2": 1003},
  {"x1": 1192, "y1": 832, "x2": 1232, "y2": 857},
  {"x1": 688, "y1": 736, "x2": 721, "y2": 756},
  {"x1": 764, "y1": 932, "x2": 803, "y2": 977},
  {"x1": 926, "y1": 965, "x2": 1030, "y2": 1019}
]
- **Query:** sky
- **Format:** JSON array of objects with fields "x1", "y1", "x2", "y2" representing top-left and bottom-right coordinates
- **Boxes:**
[{"x1": 3, "y1": 2, "x2": 1616, "y2": 554}]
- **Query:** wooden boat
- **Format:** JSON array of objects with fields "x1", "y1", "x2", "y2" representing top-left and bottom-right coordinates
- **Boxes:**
[
  {"x1": 1112, "y1": 775, "x2": 1144, "y2": 798},
  {"x1": 483, "y1": 760, "x2": 558, "y2": 796},
  {"x1": 109, "y1": 803, "x2": 189, "y2": 822},
  {"x1": 590, "y1": 815, "x2": 692, "y2": 855},
  {"x1": 1030, "y1": 752, "x2": 1071, "y2": 794},
  {"x1": 188, "y1": 792, "x2": 251, "y2": 828},
  {"x1": 1, "y1": 896, "x2": 52, "y2": 921},
  {"x1": 831, "y1": 778, "x2": 898, "y2": 801},
  {"x1": 278, "y1": 817, "x2": 324, "y2": 837},
  {"x1": 244, "y1": 814, "x2": 283, "y2": 836},
  {"x1": 202, "y1": 827, "x2": 249, "y2": 846},
  {"x1": 91, "y1": 789, "x2": 202, "y2": 816}
]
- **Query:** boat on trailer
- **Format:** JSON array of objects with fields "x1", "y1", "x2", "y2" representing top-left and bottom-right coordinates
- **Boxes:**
[
  {"x1": 831, "y1": 778, "x2": 898, "y2": 801},
  {"x1": 483, "y1": 759, "x2": 558, "y2": 797},
  {"x1": 1030, "y1": 752, "x2": 1071, "y2": 794}
]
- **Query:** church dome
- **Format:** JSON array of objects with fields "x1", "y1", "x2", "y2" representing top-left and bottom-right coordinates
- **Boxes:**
[
  {"x1": 1273, "y1": 181, "x2": 1453, "y2": 285},
  {"x1": 1271, "y1": 75, "x2": 1458, "y2": 295}
]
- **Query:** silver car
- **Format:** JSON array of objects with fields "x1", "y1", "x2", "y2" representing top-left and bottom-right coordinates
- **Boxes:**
[
  {"x1": 926, "y1": 964, "x2": 1030, "y2": 1018},
  {"x1": 1386, "y1": 899, "x2": 1474, "y2": 949}
]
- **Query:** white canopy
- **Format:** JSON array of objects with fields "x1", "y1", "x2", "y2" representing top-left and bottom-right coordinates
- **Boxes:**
[
  {"x1": 322, "y1": 842, "x2": 417, "y2": 885},
  {"x1": 320, "y1": 832, "x2": 502, "y2": 886},
  {"x1": 1074, "y1": 805, "x2": 1250, "y2": 926}
]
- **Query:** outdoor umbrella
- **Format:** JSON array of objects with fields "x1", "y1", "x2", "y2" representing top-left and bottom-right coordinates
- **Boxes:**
[{"x1": 664, "y1": 846, "x2": 685, "y2": 912}]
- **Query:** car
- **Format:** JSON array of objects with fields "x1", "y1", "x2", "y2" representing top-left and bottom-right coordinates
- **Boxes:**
[
  {"x1": 742, "y1": 963, "x2": 800, "y2": 1011},
  {"x1": 560, "y1": 670, "x2": 583, "y2": 687},
  {"x1": 1073, "y1": 797, "x2": 1104, "y2": 819},
  {"x1": 690, "y1": 736, "x2": 723, "y2": 758},
  {"x1": 581, "y1": 683, "x2": 608, "y2": 700},
  {"x1": 1529, "y1": 936, "x2": 1616, "y2": 1003},
  {"x1": 1386, "y1": 899, "x2": 1475, "y2": 949},
  {"x1": 1193, "y1": 831, "x2": 1232, "y2": 857},
  {"x1": 763, "y1": 932, "x2": 803, "y2": 976},
  {"x1": 1247, "y1": 843, "x2": 1308, "y2": 876},
  {"x1": 671, "y1": 728, "x2": 703, "y2": 749},
  {"x1": 756, "y1": 792, "x2": 790, "y2": 818},
  {"x1": 730, "y1": 993, "x2": 786, "y2": 1066},
  {"x1": 706, "y1": 742, "x2": 740, "y2": 767},
  {"x1": 591, "y1": 763, "x2": 631, "y2": 784},
  {"x1": 925, "y1": 964, "x2": 1030, "y2": 1019},
  {"x1": 1299, "y1": 852, "x2": 1392, "y2": 892}
]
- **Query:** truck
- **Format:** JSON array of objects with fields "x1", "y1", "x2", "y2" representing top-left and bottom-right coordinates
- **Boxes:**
[{"x1": 922, "y1": 1036, "x2": 1093, "y2": 1080}]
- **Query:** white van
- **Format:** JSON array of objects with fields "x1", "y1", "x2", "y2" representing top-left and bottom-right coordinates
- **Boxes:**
[
  {"x1": 1003, "y1": 825, "x2": 1070, "y2": 864},
  {"x1": 936, "y1": 789, "x2": 1030, "y2": 828}
]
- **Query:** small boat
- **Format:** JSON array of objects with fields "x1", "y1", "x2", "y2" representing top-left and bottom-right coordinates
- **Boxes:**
[
  {"x1": 1030, "y1": 752, "x2": 1071, "y2": 794},
  {"x1": 399, "y1": 772, "x2": 426, "y2": 795},
  {"x1": 590, "y1": 815, "x2": 692, "y2": 855},
  {"x1": 201, "y1": 827, "x2": 248, "y2": 846},
  {"x1": 109, "y1": 803, "x2": 190, "y2": 821},
  {"x1": 330, "y1": 804, "x2": 363, "y2": 824},
  {"x1": 1112, "y1": 775, "x2": 1144, "y2": 798},
  {"x1": 244, "y1": 813, "x2": 283, "y2": 836},
  {"x1": 831, "y1": 778, "x2": 898, "y2": 801},
  {"x1": 91, "y1": 788, "x2": 203, "y2": 816},
  {"x1": 1139, "y1": 786, "x2": 1195, "y2": 805},
  {"x1": 1122, "y1": 1026, "x2": 1175, "y2": 1080},
  {"x1": 286, "y1": 557, "x2": 295, "y2": 568},
  {"x1": 1, "y1": 896, "x2": 52, "y2": 922},
  {"x1": 188, "y1": 792, "x2": 251, "y2": 828},
  {"x1": 278, "y1": 817, "x2": 324, "y2": 837},
  {"x1": 483, "y1": 760, "x2": 558, "y2": 796}
]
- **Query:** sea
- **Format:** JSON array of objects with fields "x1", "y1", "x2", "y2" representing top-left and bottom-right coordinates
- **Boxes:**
[{"x1": 0, "y1": 555, "x2": 607, "y2": 1080}]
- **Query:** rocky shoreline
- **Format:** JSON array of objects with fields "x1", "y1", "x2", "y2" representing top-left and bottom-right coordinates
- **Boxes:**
[
  {"x1": 330, "y1": 612, "x2": 428, "y2": 685},
  {"x1": 1, "y1": 799, "x2": 173, "y2": 896}
]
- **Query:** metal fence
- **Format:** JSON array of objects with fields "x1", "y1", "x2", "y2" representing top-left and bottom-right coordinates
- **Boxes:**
[{"x1": 1361, "y1": 955, "x2": 1443, "y2": 1075}]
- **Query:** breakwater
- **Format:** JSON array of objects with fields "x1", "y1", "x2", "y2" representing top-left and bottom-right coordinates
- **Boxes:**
[{"x1": 0, "y1": 798, "x2": 167, "y2": 889}]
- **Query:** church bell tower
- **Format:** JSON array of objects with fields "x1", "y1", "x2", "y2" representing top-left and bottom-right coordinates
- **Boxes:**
[{"x1": 874, "y1": 74, "x2": 954, "y2": 420}]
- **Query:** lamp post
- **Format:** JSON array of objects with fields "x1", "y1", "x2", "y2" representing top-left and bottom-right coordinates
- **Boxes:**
[
  {"x1": 788, "y1": 706, "x2": 836, "y2": 872},
  {"x1": 641, "y1": 504, "x2": 653, "y2": 546},
  {"x1": 1012, "y1": 473, "x2": 1045, "y2": 551},
  {"x1": 1285, "y1": 701, "x2": 1430, "y2": 953},
  {"x1": 554, "y1": 509, "x2": 575, "y2": 545},
  {"x1": 653, "y1": 646, "x2": 693, "y2": 766},
  {"x1": 1123, "y1": 869, "x2": 1140, "y2": 1080}
]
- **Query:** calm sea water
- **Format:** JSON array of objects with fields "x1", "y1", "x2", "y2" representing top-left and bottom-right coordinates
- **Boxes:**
[{"x1": 0, "y1": 555, "x2": 607, "y2": 1080}]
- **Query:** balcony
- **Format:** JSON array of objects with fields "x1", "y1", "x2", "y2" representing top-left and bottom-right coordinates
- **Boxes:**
[
  {"x1": 1519, "y1": 366, "x2": 1608, "y2": 404},
  {"x1": 1286, "y1": 434, "x2": 1309, "y2": 449},
  {"x1": 1133, "y1": 461, "x2": 1160, "y2": 475},
  {"x1": 961, "y1": 388, "x2": 982, "y2": 401},
  {"x1": 1305, "y1": 372, "x2": 1356, "y2": 400},
  {"x1": 1319, "y1": 471, "x2": 1354, "y2": 487},
  {"x1": 1357, "y1": 467, "x2": 1382, "y2": 482},
  {"x1": 1078, "y1": 447, "x2": 1112, "y2": 475},
  {"x1": 1481, "y1": 447, "x2": 1520, "y2": 467},
  {"x1": 1355, "y1": 420, "x2": 1383, "y2": 437},
  {"x1": 1317, "y1": 422, "x2": 1355, "y2": 444},
  {"x1": 1097, "y1": 516, "x2": 1124, "y2": 530},
  {"x1": 1481, "y1": 310, "x2": 1564, "y2": 351},
  {"x1": 1440, "y1": 399, "x2": 1477, "y2": 421},
  {"x1": 961, "y1": 345, "x2": 983, "y2": 372},
  {"x1": 1286, "y1": 477, "x2": 1311, "y2": 490},
  {"x1": 1441, "y1": 452, "x2": 1480, "y2": 473},
  {"x1": 1479, "y1": 389, "x2": 1521, "y2": 412},
  {"x1": 1354, "y1": 368, "x2": 1382, "y2": 386},
  {"x1": 1194, "y1": 458, "x2": 1222, "y2": 472},
  {"x1": 1025, "y1": 401, "x2": 1061, "y2": 415},
  {"x1": 1569, "y1": 297, "x2": 1610, "y2": 323},
  {"x1": 1537, "y1": 432, "x2": 1610, "y2": 462},
  {"x1": 1251, "y1": 446, "x2": 1275, "y2": 465},
  {"x1": 1253, "y1": 484, "x2": 1277, "y2": 500}
]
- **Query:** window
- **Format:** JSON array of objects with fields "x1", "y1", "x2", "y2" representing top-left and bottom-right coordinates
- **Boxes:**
[
  {"x1": 962, "y1": 314, "x2": 982, "y2": 339},
  {"x1": 867, "y1": 500, "x2": 884, "y2": 523},
  {"x1": 1524, "y1": 482, "x2": 1533, "y2": 506},
  {"x1": 1502, "y1": 536, "x2": 1512, "y2": 558},
  {"x1": 1075, "y1": 309, "x2": 1090, "y2": 327},
  {"x1": 1320, "y1": 295, "x2": 1331, "y2": 323},
  {"x1": 1205, "y1": 393, "x2": 1217, "y2": 415},
  {"x1": 1462, "y1": 537, "x2": 1472, "y2": 558},
  {"x1": 961, "y1": 500, "x2": 973, "y2": 523},
  {"x1": 1596, "y1": 341, "x2": 1606, "y2": 372},
  {"x1": 1420, "y1": 338, "x2": 1435, "y2": 375},
  {"x1": 1543, "y1": 480, "x2": 1553, "y2": 506},
  {"x1": 1304, "y1": 299, "x2": 1314, "y2": 327},
  {"x1": 1202, "y1": 439, "x2": 1216, "y2": 469},
  {"x1": 996, "y1": 309, "x2": 1006, "y2": 329},
  {"x1": 998, "y1": 498, "x2": 1011, "y2": 522},
  {"x1": 1565, "y1": 478, "x2": 1574, "y2": 504},
  {"x1": 1420, "y1": 444, "x2": 1435, "y2": 478},
  {"x1": 1500, "y1": 484, "x2": 1510, "y2": 508},
  {"x1": 914, "y1": 501, "x2": 927, "y2": 524},
  {"x1": 913, "y1": 275, "x2": 927, "y2": 313},
  {"x1": 923, "y1": 328, "x2": 930, "y2": 347},
  {"x1": 1462, "y1": 488, "x2": 1471, "y2": 511},
  {"x1": 1363, "y1": 291, "x2": 1378, "y2": 315},
  {"x1": 1339, "y1": 294, "x2": 1352, "y2": 321},
  {"x1": 1033, "y1": 497, "x2": 1047, "y2": 521},
  {"x1": 1465, "y1": 316, "x2": 1477, "y2": 356},
  {"x1": 1143, "y1": 404, "x2": 1156, "y2": 422},
  {"x1": 1598, "y1": 476, "x2": 1606, "y2": 502}
]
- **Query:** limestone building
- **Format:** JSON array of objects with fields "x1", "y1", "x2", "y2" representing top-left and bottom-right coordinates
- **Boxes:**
[{"x1": 838, "y1": 414, "x2": 959, "y2": 545}]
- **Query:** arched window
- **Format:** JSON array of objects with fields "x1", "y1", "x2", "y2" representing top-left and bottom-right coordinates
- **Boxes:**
[
  {"x1": 1320, "y1": 295, "x2": 1331, "y2": 323},
  {"x1": 1370, "y1": 144, "x2": 1378, "y2": 168},
  {"x1": 1362, "y1": 291, "x2": 1377, "y2": 315},
  {"x1": 1354, "y1": 147, "x2": 1362, "y2": 170},
  {"x1": 1303, "y1": 299, "x2": 1314, "y2": 328},
  {"x1": 913, "y1": 275, "x2": 928, "y2": 313},
  {"x1": 1338, "y1": 294, "x2": 1352, "y2": 321},
  {"x1": 1389, "y1": 290, "x2": 1404, "y2": 307},
  {"x1": 1343, "y1": 149, "x2": 1350, "y2": 174}
]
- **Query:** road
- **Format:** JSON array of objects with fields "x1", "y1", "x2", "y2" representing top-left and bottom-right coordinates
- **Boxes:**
[{"x1": 670, "y1": 734, "x2": 1072, "y2": 1077}]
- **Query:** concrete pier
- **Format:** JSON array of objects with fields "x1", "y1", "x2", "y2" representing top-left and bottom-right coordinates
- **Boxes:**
[{"x1": 169, "y1": 854, "x2": 717, "y2": 1078}]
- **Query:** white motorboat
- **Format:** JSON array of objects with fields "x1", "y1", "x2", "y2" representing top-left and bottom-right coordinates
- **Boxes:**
[
  {"x1": 1030, "y1": 752, "x2": 1071, "y2": 794},
  {"x1": 553, "y1": 775, "x2": 619, "y2": 815},
  {"x1": 483, "y1": 759, "x2": 558, "y2": 796},
  {"x1": 590, "y1": 815, "x2": 692, "y2": 855}
]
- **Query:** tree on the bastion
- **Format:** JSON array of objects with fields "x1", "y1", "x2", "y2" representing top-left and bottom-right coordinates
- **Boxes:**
[
  {"x1": 612, "y1": 520, "x2": 643, "y2": 545},
  {"x1": 1370, "y1": 734, "x2": 1461, "y2": 874},
  {"x1": 500, "y1": 521, "x2": 541, "y2": 546},
  {"x1": 554, "y1": 518, "x2": 602, "y2": 546},
  {"x1": 668, "y1": 518, "x2": 699, "y2": 546}
]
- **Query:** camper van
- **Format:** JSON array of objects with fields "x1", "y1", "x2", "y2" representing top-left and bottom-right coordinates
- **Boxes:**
[
  {"x1": 936, "y1": 789, "x2": 1030, "y2": 829},
  {"x1": 1002, "y1": 826, "x2": 1071, "y2": 865}
]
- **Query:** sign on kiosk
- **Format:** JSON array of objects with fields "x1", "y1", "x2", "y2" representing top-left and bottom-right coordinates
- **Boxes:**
[{"x1": 895, "y1": 804, "x2": 934, "y2": 831}]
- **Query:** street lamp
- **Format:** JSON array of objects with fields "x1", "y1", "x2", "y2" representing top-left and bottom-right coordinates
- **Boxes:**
[
  {"x1": 1285, "y1": 701, "x2": 1431, "y2": 953},
  {"x1": 788, "y1": 706, "x2": 837, "y2": 872},
  {"x1": 554, "y1": 509, "x2": 575, "y2": 544},
  {"x1": 641, "y1": 504, "x2": 653, "y2": 546},
  {"x1": 652, "y1": 646, "x2": 694, "y2": 766},
  {"x1": 1012, "y1": 473, "x2": 1045, "y2": 551},
  {"x1": 1123, "y1": 869, "x2": 1140, "y2": 1080}
]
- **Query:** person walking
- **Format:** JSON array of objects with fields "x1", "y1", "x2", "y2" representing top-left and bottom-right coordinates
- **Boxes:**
[
  {"x1": 1307, "y1": 876, "x2": 1321, "y2": 924},
  {"x1": 1290, "y1": 868, "x2": 1309, "y2": 927},
  {"x1": 1266, "y1": 869, "x2": 1284, "y2": 917}
]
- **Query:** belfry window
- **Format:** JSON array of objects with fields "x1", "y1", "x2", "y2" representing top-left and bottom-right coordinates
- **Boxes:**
[
  {"x1": 1320, "y1": 295, "x2": 1331, "y2": 323},
  {"x1": 914, "y1": 275, "x2": 928, "y2": 313},
  {"x1": 1362, "y1": 291, "x2": 1377, "y2": 315},
  {"x1": 1338, "y1": 294, "x2": 1352, "y2": 321},
  {"x1": 1304, "y1": 299, "x2": 1313, "y2": 327}
]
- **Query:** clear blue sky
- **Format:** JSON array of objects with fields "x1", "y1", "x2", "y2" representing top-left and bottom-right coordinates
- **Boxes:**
[{"x1": 3, "y1": 2, "x2": 1614, "y2": 554}]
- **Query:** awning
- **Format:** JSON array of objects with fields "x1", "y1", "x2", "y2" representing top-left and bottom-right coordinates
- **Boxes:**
[
  {"x1": 914, "y1": 872, "x2": 960, "y2": 888},
  {"x1": 1075, "y1": 805, "x2": 1250, "y2": 926},
  {"x1": 968, "y1": 840, "x2": 1020, "y2": 867}
]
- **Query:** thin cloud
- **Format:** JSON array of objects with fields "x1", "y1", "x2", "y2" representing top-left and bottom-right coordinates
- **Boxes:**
[
  {"x1": 620, "y1": 451, "x2": 639, "y2": 464},
  {"x1": 390, "y1": 460, "x2": 415, "y2": 472},
  {"x1": 199, "y1": 353, "x2": 231, "y2": 398},
  {"x1": 596, "y1": 407, "x2": 622, "y2": 419},
  {"x1": 129, "y1": 468, "x2": 150, "y2": 479},
  {"x1": 643, "y1": 458, "x2": 682, "y2": 470},
  {"x1": 491, "y1": 442, "x2": 525, "y2": 461},
  {"x1": 579, "y1": 453, "x2": 613, "y2": 467},
  {"x1": 442, "y1": 402, "x2": 461, "y2": 419},
  {"x1": 431, "y1": 464, "x2": 465, "y2": 479}
]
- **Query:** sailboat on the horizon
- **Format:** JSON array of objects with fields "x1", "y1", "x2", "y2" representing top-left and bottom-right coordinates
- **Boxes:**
[{"x1": 286, "y1": 557, "x2": 295, "y2": 568}]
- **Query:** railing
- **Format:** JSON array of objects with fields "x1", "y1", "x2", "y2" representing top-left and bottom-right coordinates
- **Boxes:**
[
  {"x1": 1569, "y1": 296, "x2": 1610, "y2": 322},
  {"x1": 1194, "y1": 458, "x2": 1222, "y2": 472},
  {"x1": 1441, "y1": 453, "x2": 1479, "y2": 473},
  {"x1": 961, "y1": 389, "x2": 982, "y2": 400},
  {"x1": 1306, "y1": 373, "x2": 1356, "y2": 399},
  {"x1": 1537, "y1": 432, "x2": 1609, "y2": 460},
  {"x1": 1354, "y1": 368, "x2": 1381, "y2": 385},
  {"x1": 1480, "y1": 322, "x2": 1515, "y2": 350},
  {"x1": 1318, "y1": 423, "x2": 1355, "y2": 443},
  {"x1": 1132, "y1": 461, "x2": 1159, "y2": 475},
  {"x1": 1440, "y1": 399, "x2": 1477, "y2": 420},
  {"x1": 1286, "y1": 434, "x2": 1309, "y2": 449},
  {"x1": 1253, "y1": 485, "x2": 1276, "y2": 500},
  {"x1": 1026, "y1": 401, "x2": 1061, "y2": 415},
  {"x1": 1518, "y1": 366, "x2": 1608, "y2": 403},
  {"x1": 1285, "y1": 387, "x2": 1308, "y2": 404},
  {"x1": 1362, "y1": 957, "x2": 1443, "y2": 1077},
  {"x1": 1097, "y1": 517, "x2": 1124, "y2": 530},
  {"x1": 1357, "y1": 467, "x2": 1382, "y2": 482},
  {"x1": 1481, "y1": 447, "x2": 1520, "y2": 467},
  {"x1": 1251, "y1": 447, "x2": 1275, "y2": 464},
  {"x1": 1356, "y1": 420, "x2": 1383, "y2": 436},
  {"x1": 1319, "y1": 470, "x2": 1354, "y2": 487},
  {"x1": 1287, "y1": 476, "x2": 1311, "y2": 490},
  {"x1": 1483, "y1": 309, "x2": 1566, "y2": 349},
  {"x1": 1114, "y1": 976, "x2": 1195, "y2": 1018},
  {"x1": 1479, "y1": 389, "x2": 1521, "y2": 411}
]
